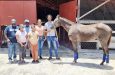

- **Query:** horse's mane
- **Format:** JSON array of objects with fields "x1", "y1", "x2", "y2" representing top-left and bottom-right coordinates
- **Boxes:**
[{"x1": 60, "y1": 17, "x2": 75, "y2": 26}]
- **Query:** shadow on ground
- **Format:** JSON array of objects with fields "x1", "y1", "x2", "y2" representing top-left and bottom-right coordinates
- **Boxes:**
[{"x1": 52, "y1": 61, "x2": 114, "y2": 70}]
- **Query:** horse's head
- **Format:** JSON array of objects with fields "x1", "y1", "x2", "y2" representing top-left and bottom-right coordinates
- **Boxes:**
[
  {"x1": 54, "y1": 15, "x2": 62, "y2": 28},
  {"x1": 54, "y1": 15, "x2": 75, "y2": 32}
]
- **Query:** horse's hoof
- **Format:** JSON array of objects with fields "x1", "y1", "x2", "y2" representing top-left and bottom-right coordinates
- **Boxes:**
[
  {"x1": 100, "y1": 62, "x2": 104, "y2": 65},
  {"x1": 73, "y1": 60, "x2": 77, "y2": 63}
]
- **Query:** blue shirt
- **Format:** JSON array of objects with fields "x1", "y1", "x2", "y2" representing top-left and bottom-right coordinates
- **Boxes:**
[
  {"x1": 45, "y1": 21, "x2": 56, "y2": 36},
  {"x1": 4, "y1": 25, "x2": 18, "y2": 43},
  {"x1": 24, "y1": 25, "x2": 31, "y2": 33}
]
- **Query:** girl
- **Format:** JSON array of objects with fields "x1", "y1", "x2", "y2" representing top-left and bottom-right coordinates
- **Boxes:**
[
  {"x1": 28, "y1": 25, "x2": 39, "y2": 63},
  {"x1": 16, "y1": 24, "x2": 27, "y2": 64}
]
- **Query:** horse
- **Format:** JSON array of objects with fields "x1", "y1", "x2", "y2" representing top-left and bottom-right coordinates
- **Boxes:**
[{"x1": 53, "y1": 15, "x2": 112, "y2": 65}]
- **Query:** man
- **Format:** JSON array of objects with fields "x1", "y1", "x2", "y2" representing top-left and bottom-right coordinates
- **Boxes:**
[
  {"x1": 24, "y1": 19, "x2": 31, "y2": 33},
  {"x1": 45, "y1": 14, "x2": 60, "y2": 60},
  {"x1": 4, "y1": 19, "x2": 18, "y2": 63},
  {"x1": 24, "y1": 19, "x2": 32, "y2": 57}
]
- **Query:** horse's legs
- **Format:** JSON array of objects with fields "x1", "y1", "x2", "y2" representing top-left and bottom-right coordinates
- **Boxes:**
[
  {"x1": 100, "y1": 47, "x2": 106, "y2": 65},
  {"x1": 73, "y1": 51, "x2": 78, "y2": 63},
  {"x1": 100, "y1": 43, "x2": 109, "y2": 65},
  {"x1": 72, "y1": 41, "x2": 78, "y2": 63}
]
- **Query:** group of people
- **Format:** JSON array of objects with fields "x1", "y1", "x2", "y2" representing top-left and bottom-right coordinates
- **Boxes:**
[{"x1": 4, "y1": 14, "x2": 60, "y2": 64}]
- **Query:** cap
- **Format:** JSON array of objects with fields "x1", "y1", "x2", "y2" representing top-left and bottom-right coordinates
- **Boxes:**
[
  {"x1": 24, "y1": 19, "x2": 30, "y2": 23},
  {"x1": 11, "y1": 19, "x2": 16, "y2": 23}
]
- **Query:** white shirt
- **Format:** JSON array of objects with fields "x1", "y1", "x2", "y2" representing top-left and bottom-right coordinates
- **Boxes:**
[
  {"x1": 45, "y1": 21, "x2": 56, "y2": 36},
  {"x1": 16, "y1": 30, "x2": 27, "y2": 43}
]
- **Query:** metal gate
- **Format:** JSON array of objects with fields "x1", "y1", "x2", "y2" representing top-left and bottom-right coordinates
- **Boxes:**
[{"x1": 77, "y1": 0, "x2": 115, "y2": 49}]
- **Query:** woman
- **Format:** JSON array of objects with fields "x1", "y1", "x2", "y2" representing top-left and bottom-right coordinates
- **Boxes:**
[{"x1": 35, "y1": 19, "x2": 45, "y2": 59}]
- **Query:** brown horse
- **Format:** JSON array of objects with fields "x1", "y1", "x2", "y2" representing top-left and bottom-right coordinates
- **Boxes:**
[{"x1": 53, "y1": 15, "x2": 112, "y2": 65}]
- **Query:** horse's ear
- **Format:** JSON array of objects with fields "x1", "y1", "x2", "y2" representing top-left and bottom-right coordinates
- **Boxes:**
[{"x1": 56, "y1": 15, "x2": 60, "y2": 19}]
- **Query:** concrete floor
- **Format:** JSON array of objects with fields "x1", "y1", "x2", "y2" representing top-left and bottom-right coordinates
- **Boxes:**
[{"x1": 0, "y1": 47, "x2": 115, "y2": 75}]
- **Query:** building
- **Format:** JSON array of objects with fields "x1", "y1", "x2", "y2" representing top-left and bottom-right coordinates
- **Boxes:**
[
  {"x1": 0, "y1": 0, "x2": 115, "y2": 49},
  {"x1": 0, "y1": 0, "x2": 77, "y2": 25}
]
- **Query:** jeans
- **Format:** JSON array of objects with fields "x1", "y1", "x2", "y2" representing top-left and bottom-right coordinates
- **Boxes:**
[
  {"x1": 47, "y1": 36, "x2": 59, "y2": 57},
  {"x1": 38, "y1": 36, "x2": 44, "y2": 57},
  {"x1": 8, "y1": 42, "x2": 18, "y2": 60}
]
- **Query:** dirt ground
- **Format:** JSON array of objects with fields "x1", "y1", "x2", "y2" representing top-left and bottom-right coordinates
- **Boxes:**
[{"x1": 0, "y1": 47, "x2": 115, "y2": 75}]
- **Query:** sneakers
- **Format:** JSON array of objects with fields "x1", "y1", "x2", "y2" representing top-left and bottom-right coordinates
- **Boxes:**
[
  {"x1": 13, "y1": 58, "x2": 17, "y2": 63},
  {"x1": 18, "y1": 61, "x2": 23, "y2": 64},
  {"x1": 48, "y1": 57, "x2": 61, "y2": 60},
  {"x1": 8, "y1": 60, "x2": 13, "y2": 64},
  {"x1": 39, "y1": 56, "x2": 43, "y2": 59},
  {"x1": 48, "y1": 57, "x2": 52, "y2": 60},
  {"x1": 32, "y1": 60, "x2": 39, "y2": 63},
  {"x1": 18, "y1": 60, "x2": 25, "y2": 64},
  {"x1": 56, "y1": 57, "x2": 60, "y2": 60},
  {"x1": 35, "y1": 60, "x2": 39, "y2": 63},
  {"x1": 22, "y1": 60, "x2": 25, "y2": 63},
  {"x1": 32, "y1": 60, "x2": 35, "y2": 63}
]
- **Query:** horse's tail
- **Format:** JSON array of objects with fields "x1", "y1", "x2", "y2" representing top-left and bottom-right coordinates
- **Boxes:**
[{"x1": 107, "y1": 30, "x2": 112, "y2": 47}]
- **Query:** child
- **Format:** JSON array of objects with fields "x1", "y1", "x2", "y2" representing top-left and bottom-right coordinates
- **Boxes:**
[
  {"x1": 28, "y1": 25, "x2": 39, "y2": 63},
  {"x1": 16, "y1": 24, "x2": 27, "y2": 64}
]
